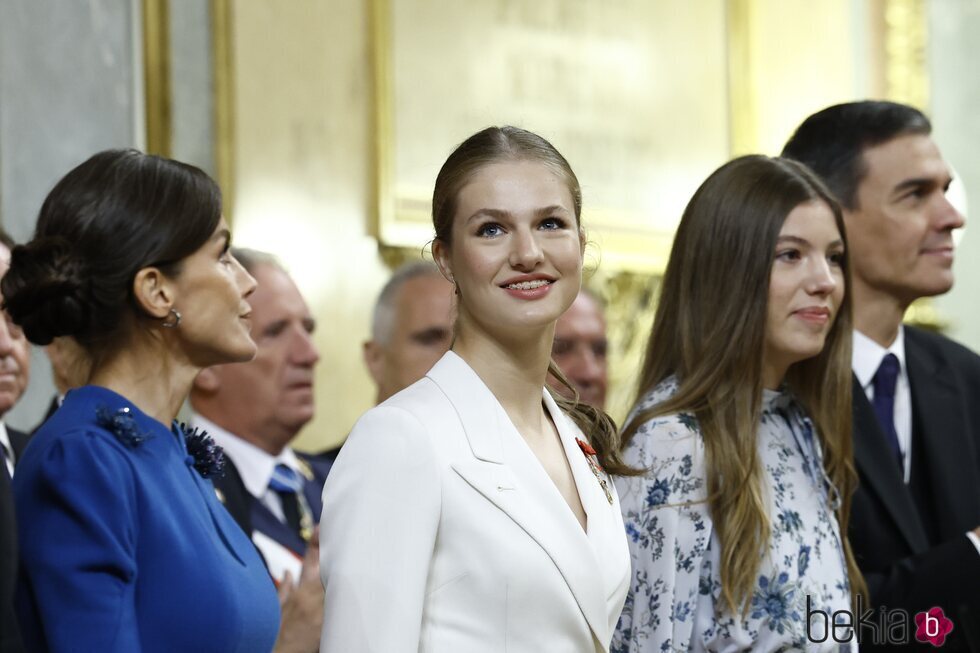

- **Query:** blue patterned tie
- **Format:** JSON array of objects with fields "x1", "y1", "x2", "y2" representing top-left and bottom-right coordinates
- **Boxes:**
[
  {"x1": 872, "y1": 353, "x2": 903, "y2": 470},
  {"x1": 268, "y1": 463, "x2": 310, "y2": 539},
  {"x1": 269, "y1": 463, "x2": 303, "y2": 494}
]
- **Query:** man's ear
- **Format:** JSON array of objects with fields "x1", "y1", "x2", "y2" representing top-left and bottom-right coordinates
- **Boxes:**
[
  {"x1": 432, "y1": 240, "x2": 454, "y2": 285},
  {"x1": 193, "y1": 367, "x2": 221, "y2": 394},
  {"x1": 362, "y1": 340, "x2": 385, "y2": 386},
  {"x1": 132, "y1": 267, "x2": 175, "y2": 320}
]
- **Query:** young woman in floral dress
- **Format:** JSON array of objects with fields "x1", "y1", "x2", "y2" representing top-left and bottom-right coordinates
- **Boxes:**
[{"x1": 613, "y1": 156, "x2": 866, "y2": 652}]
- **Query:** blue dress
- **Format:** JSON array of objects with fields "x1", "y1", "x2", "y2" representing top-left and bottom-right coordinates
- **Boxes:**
[
  {"x1": 613, "y1": 378, "x2": 853, "y2": 652},
  {"x1": 13, "y1": 386, "x2": 280, "y2": 652}
]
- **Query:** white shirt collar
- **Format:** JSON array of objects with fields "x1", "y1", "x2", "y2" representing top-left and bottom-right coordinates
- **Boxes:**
[
  {"x1": 853, "y1": 326, "x2": 907, "y2": 388},
  {"x1": 190, "y1": 413, "x2": 302, "y2": 499}
]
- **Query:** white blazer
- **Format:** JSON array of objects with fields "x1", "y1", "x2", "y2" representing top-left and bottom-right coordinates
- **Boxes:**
[{"x1": 319, "y1": 351, "x2": 630, "y2": 652}]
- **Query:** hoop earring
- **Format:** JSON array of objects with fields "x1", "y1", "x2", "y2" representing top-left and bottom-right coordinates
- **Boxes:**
[{"x1": 161, "y1": 308, "x2": 181, "y2": 328}]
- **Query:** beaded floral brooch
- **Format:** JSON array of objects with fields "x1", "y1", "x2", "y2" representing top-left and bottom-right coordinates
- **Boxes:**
[
  {"x1": 95, "y1": 405, "x2": 225, "y2": 479},
  {"x1": 576, "y1": 437, "x2": 613, "y2": 504},
  {"x1": 96, "y1": 405, "x2": 152, "y2": 448},
  {"x1": 180, "y1": 423, "x2": 226, "y2": 479}
]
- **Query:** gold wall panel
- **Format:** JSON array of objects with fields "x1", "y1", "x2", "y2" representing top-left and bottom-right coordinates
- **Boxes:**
[
  {"x1": 372, "y1": 0, "x2": 731, "y2": 275},
  {"x1": 726, "y1": 0, "x2": 864, "y2": 156}
]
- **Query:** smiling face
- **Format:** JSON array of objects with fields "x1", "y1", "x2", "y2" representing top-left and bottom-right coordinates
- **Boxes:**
[
  {"x1": 169, "y1": 218, "x2": 258, "y2": 367},
  {"x1": 199, "y1": 263, "x2": 319, "y2": 453},
  {"x1": 846, "y1": 134, "x2": 963, "y2": 306},
  {"x1": 435, "y1": 160, "x2": 584, "y2": 341},
  {"x1": 0, "y1": 243, "x2": 30, "y2": 416},
  {"x1": 764, "y1": 200, "x2": 846, "y2": 386}
]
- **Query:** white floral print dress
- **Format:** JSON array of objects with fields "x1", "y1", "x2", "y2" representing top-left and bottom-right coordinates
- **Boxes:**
[{"x1": 612, "y1": 377, "x2": 854, "y2": 652}]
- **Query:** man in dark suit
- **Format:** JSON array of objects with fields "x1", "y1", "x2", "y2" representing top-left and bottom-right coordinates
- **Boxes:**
[
  {"x1": 189, "y1": 248, "x2": 327, "y2": 653},
  {"x1": 0, "y1": 229, "x2": 31, "y2": 653},
  {"x1": 784, "y1": 101, "x2": 980, "y2": 651}
]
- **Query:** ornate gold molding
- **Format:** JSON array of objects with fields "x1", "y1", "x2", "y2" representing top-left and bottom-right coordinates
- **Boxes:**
[
  {"x1": 586, "y1": 270, "x2": 660, "y2": 423},
  {"x1": 883, "y1": 0, "x2": 929, "y2": 109},
  {"x1": 211, "y1": 0, "x2": 236, "y2": 221},
  {"x1": 142, "y1": 0, "x2": 171, "y2": 157}
]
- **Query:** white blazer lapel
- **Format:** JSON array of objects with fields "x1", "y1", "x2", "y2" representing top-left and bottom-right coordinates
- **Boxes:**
[
  {"x1": 428, "y1": 352, "x2": 612, "y2": 646},
  {"x1": 547, "y1": 391, "x2": 631, "y2": 634}
]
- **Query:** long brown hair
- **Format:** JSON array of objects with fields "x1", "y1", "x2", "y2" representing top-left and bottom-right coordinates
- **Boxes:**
[
  {"x1": 620, "y1": 155, "x2": 866, "y2": 612},
  {"x1": 432, "y1": 126, "x2": 634, "y2": 475}
]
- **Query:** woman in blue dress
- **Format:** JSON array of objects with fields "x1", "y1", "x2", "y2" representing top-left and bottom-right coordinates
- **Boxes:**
[
  {"x1": 4, "y1": 149, "x2": 281, "y2": 652},
  {"x1": 613, "y1": 156, "x2": 867, "y2": 652}
]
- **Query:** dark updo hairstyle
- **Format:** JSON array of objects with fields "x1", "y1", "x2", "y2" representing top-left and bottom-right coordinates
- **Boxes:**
[
  {"x1": 2, "y1": 149, "x2": 222, "y2": 361},
  {"x1": 431, "y1": 126, "x2": 635, "y2": 476}
]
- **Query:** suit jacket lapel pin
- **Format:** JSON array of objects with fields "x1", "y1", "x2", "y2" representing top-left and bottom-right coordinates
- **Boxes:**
[
  {"x1": 576, "y1": 437, "x2": 613, "y2": 504},
  {"x1": 296, "y1": 457, "x2": 315, "y2": 481}
]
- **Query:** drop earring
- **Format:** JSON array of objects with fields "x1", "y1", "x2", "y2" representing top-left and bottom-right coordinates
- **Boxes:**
[{"x1": 161, "y1": 308, "x2": 182, "y2": 328}]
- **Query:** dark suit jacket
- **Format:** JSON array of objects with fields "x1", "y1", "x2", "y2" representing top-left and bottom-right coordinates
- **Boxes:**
[
  {"x1": 850, "y1": 326, "x2": 980, "y2": 651},
  {"x1": 8, "y1": 427, "x2": 30, "y2": 464},
  {"x1": 213, "y1": 449, "x2": 333, "y2": 558},
  {"x1": 1, "y1": 426, "x2": 31, "y2": 653},
  {"x1": 1, "y1": 464, "x2": 22, "y2": 653}
]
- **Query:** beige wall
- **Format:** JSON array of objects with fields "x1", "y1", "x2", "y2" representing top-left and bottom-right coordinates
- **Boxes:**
[
  {"x1": 229, "y1": 0, "x2": 386, "y2": 451},
  {"x1": 729, "y1": 0, "x2": 868, "y2": 155}
]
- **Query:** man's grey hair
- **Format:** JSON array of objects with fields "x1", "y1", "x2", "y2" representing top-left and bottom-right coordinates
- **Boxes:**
[
  {"x1": 371, "y1": 261, "x2": 445, "y2": 344},
  {"x1": 232, "y1": 247, "x2": 286, "y2": 275}
]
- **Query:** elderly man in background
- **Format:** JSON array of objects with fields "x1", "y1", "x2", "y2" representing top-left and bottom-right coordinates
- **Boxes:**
[
  {"x1": 362, "y1": 261, "x2": 454, "y2": 404},
  {"x1": 189, "y1": 248, "x2": 326, "y2": 653},
  {"x1": 0, "y1": 231, "x2": 31, "y2": 479},
  {"x1": 549, "y1": 288, "x2": 608, "y2": 409},
  {"x1": 0, "y1": 229, "x2": 32, "y2": 653}
]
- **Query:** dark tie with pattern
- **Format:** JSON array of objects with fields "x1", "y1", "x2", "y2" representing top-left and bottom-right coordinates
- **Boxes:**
[{"x1": 872, "y1": 353, "x2": 903, "y2": 471}]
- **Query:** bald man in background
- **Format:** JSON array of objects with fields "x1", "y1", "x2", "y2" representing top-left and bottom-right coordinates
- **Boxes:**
[{"x1": 362, "y1": 261, "x2": 454, "y2": 404}]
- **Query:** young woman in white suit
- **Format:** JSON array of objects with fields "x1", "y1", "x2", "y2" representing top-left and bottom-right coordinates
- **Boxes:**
[{"x1": 319, "y1": 126, "x2": 634, "y2": 652}]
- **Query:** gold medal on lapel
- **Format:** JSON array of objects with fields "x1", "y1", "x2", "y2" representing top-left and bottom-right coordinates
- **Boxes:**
[{"x1": 576, "y1": 438, "x2": 613, "y2": 505}]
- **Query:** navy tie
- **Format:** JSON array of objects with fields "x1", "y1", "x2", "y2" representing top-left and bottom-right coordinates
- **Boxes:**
[{"x1": 872, "y1": 353, "x2": 903, "y2": 470}]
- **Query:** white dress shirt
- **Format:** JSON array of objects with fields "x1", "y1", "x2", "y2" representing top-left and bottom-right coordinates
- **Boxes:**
[
  {"x1": 852, "y1": 328, "x2": 980, "y2": 555},
  {"x1": 191, "y1": 414, "x2": 304, "y2": 523},
  {"x1": 0, "y1": 422, "x2": 13, "y2": 478}
]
